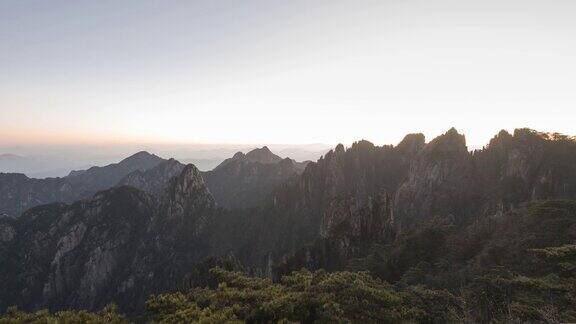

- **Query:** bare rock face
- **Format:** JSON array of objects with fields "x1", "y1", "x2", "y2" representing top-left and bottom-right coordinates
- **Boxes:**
[
  {"x1": 0, "y1": 217, "x2": 15, "y2": 243},
  {"x1": 396, "y1": 133, "x2": 426, "y2": 156},
  {"x1": 474, "y1": 128, "x2": 576, "y2": 215},
  {"x1": 274, "y1": 128, "x2": 576, "y2": 276},
  {"x1": 320, "y1": 191, "x2": 393, "y2": 259},
  {"x1": 312, "y1": 138, "x2": 424, "y2": 245},
  {"x1": 394, "y1": 128, "x2": 479, "y2": 228},
  {"x1": 270, "y1": 137, "x2": 424, "y2": 267},
  {"x1": 162, "y1": 164, "x2": 215, "y2": 230},
  {"x1": 6, "y1": 187, "x2": 155, "y2": 311},
  {"x1": 0, "y1": 164, "x2": 216, "y2": 314}
]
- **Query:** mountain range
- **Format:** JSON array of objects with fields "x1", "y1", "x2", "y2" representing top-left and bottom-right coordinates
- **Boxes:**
[
  {"x1": 0, "y1": 147, "x2": 309, "y2": 218},
  {"x1": 1, "y1": 128, "x2": 575, "y2": 322},
  {"x1": 0, "y1": 151, "x2": 164, "y2": 217}
]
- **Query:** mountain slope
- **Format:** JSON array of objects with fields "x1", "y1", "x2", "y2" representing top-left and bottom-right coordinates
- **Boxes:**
[
  {"x1": 0, "y1": 164, "x2": 215, "y2": 313},
  {"x1": 261, "y1": 129, "x2": 576, "y2": 274},
  {"x1": 0, "y1": 152, "x2": 165, "y2": 218},
  {"x1": 65, "y1": 151, "x2": 164, "y2": 196},
  {"x1": 202, "y1": 147, "x2": 308, "y2": 209},
  {"x1": 118, "y1": 158, "x2": 185, "y2": 196},
  {"x1": 1, "y1": 128, "x2": 575, "y2": 318},
  {"x1": 0, "y1": 174, "x2": 73, "y2": 217}
]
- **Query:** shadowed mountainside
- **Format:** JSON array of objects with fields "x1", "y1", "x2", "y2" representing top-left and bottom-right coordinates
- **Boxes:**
[
  {"x1": 202, "y1": 146, "x2": 309, "y2": 209},
  {"x1": 0, "y1": 164, "x2": 215, "y2": 314},
  {"x1": 1, "y1": 128, "x2": 575, "y2": 321},
  {"x1": 0, "y1": 152, "x2": 164, "y2": 218}
]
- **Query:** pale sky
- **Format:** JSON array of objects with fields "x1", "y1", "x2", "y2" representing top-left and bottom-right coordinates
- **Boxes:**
[{"x1": 1, "y1": 0, "x2": 575, "y2": 148}]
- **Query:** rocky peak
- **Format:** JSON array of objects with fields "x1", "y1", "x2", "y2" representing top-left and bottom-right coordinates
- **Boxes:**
[
  {"x1": 156, "y1": 158, "x2": 184, "y2": 172},
  {"x1": 167, "y1": 165, "x2": 211, "y2": 202},
  {"x1": 350, "y1": 140, "x2": 376, "y2": 153},
  {"x1": 233, "y1": 152, "x2": 246, "y2": 159},
  {"x1": 212, "y1": 152, "x2": 243, "y2": 172},
  {"x1": 245, "y1": 146, "x2": 282, "y2": 164},
  {"x1": 484, "y1": 130, "x2": 513, "y2": 151},
  {"x1": 118, "y1": 151, "x2": 163, "y2": 170},
  {"x1": 203, "y1": 146, "x2": 307, "y2": 209},
  {"x1": 217, "y1": 147, "x2": 282, "y2": 168},
  {"x1": 396, "y1": 133, "x2": 425, "y2": 155},
  {"x1": 511, "y1": 129, "x2": 550, "y2": 151},
  {"x1": 118, "y1": 158, "x2": 185, "y2": 196},
  {"x1": 68, "y1": 151, "x2": 163, "y2": 180},
  {"x1": 394, "y1": 128, "x2": 476, "y2": 227},
  {"x1": 64, "y1": 150, "x2": 165, "y2": 197},
  {"x1": 322, "y1": 144, "x2": 346, "y2": 163},
  {"x1": 477, "y1": 128, "x2": 572, "y2": 201},
  {"x1": 425, "y1": 128, "x2": 468, "y2": 155},
  {"x1": 513, "y1": 128, "x2": 542, "y2": 139},
  {"x1": 163, "y1": 165, "x2": 215, "y2": 219},
  {"x1": 497, "y1": 129, "x2": 513, "y2": 139}
]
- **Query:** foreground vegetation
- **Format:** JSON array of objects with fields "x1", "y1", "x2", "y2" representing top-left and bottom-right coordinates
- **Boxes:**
[
  {"x1": 1, "y1": 267, "x2": 459, "y2": 323},
  {"x1": 2, "y1": 201, "x2": 575, "y2": 323},
  {"x1": 0, "y1": 304, "x2": 128, "y2": 324},
  {"x1": 146, "y1": 267, "x2": 462, "y2": 323},
  {"x1": 2, "y1": 259, "x2": 574, "y2": 323}
]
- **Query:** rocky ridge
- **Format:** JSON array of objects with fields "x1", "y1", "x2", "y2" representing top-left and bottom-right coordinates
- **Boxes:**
[
  {"x1": 118, "y1": 158, "x2": 185, "y2": 196},
  {"x1": 269, "y1": 128, "x2": 576, "y2": 274},
  {"x1": 0, "y1": 152, "x2": 165, "y2": 217},
  {"x1": 0, "y1": 164, "x2": 215, "y2": 313},
  {"x1": 1, "y1": 128, "x2": 576, "y2": 315},
  {"x1": 202, "y1": 146, "x2": 309, "y2": 208}
]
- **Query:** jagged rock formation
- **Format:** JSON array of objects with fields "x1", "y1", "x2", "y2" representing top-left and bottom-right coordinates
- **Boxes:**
[
  {"x1": 267, "y1": 136, "x2": 426, "y2": 272},
  {"x1": 271, "y1": 128, "x2": 576, "y2": 274},
  {"x1": 1, "y1": 128, "x2": 575, "y2": 316},
  {"x1": 0, "y1": 164, "x2": 215, "y2": 314},
  {"x1": 0, "y1": 152, "x2": 165, "y2": 217},
  {"x1": 202, "y1": 146, "x2": 308, "y2": 208},
  {"x1": 475, "y1": 129, "x2": 576, "y2": 212},
  {"x1": 394, "y1": 128, "x2": 479, "y2": 228},
  {"x1": 118, "y1": 158, "x2": 185, "y2": 196}
]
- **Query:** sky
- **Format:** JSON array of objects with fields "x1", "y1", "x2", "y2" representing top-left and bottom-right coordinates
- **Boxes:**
[{"x1": 1, "y1": 0, "x2": 575, "y2": 148}]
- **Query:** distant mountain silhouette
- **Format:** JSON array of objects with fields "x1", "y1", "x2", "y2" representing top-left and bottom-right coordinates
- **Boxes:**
[
  {"x1": 202, "y1": 147, "x2": 308, "y2": 208},
  {"x1": 0, "y1": 151, "x2": 165, "y2": 217},
  {"x1": 66, "y1": 151, "x2": 164, "y2": 196}
]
